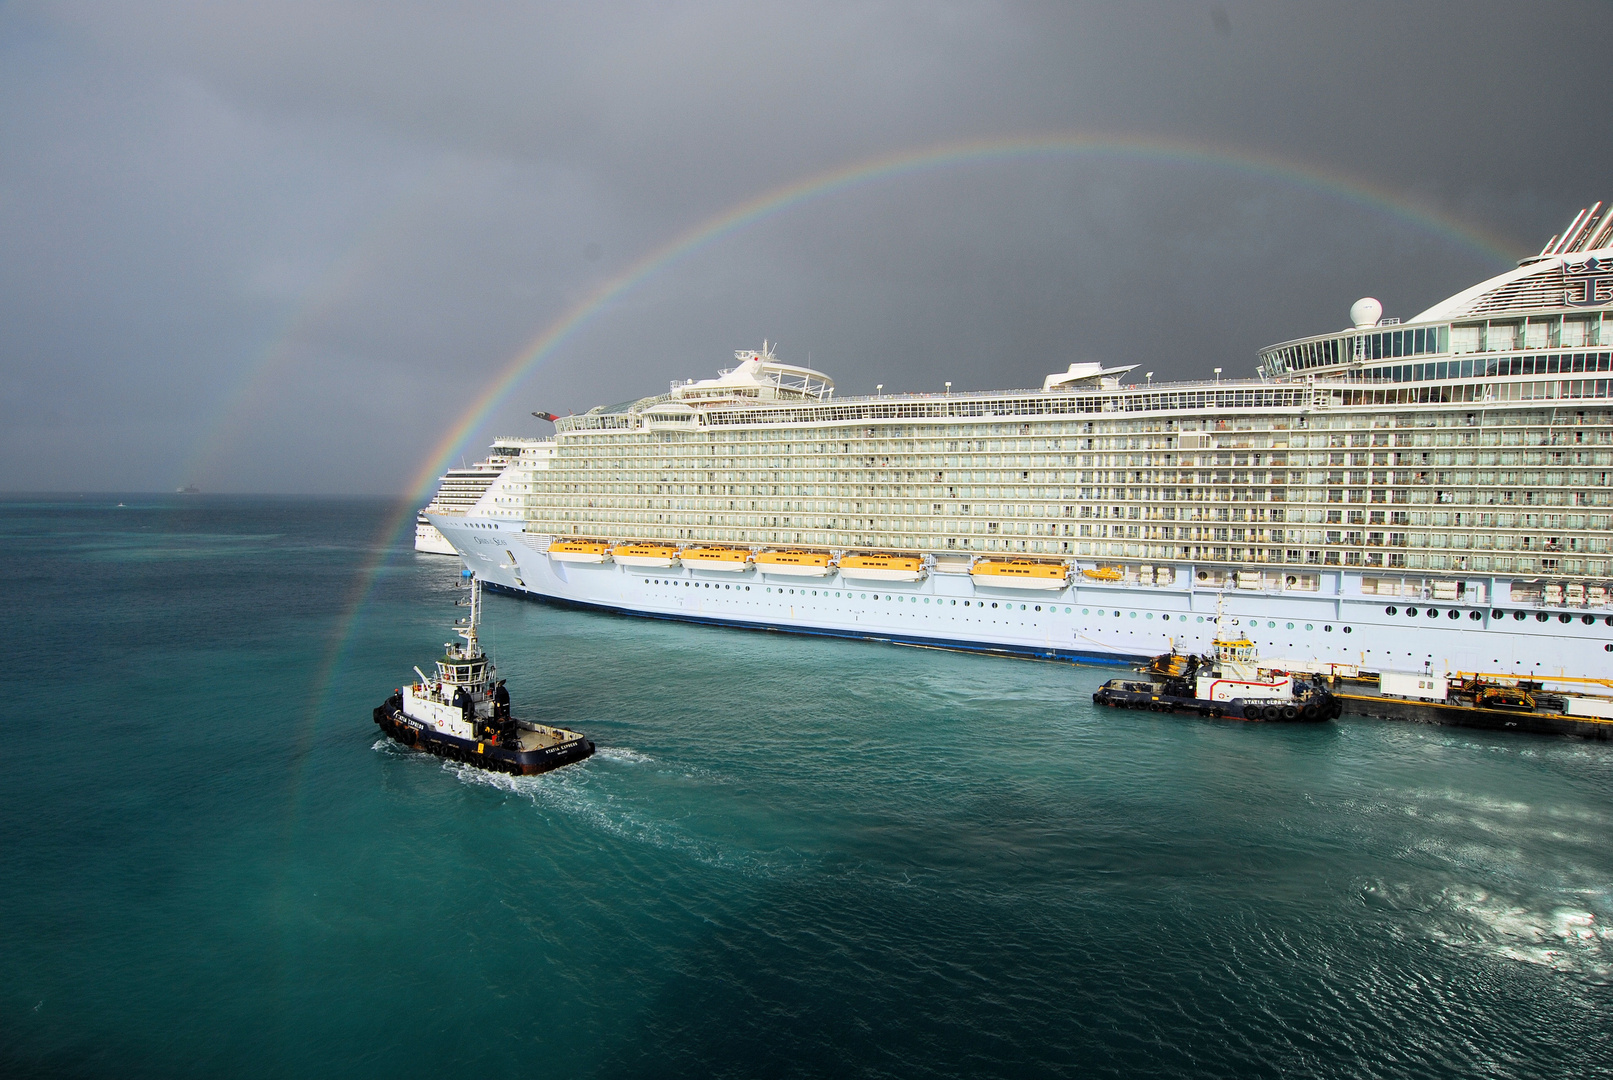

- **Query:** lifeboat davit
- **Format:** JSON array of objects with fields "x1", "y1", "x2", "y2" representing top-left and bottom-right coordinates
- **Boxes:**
[
  {"x1": 755, "y1": 549, "x2": 834, "y2": 577},
  {"x1": 970, "y1": 559, "x2": 1070, "y2": 590},
  {"x1": 609, "y1": 542, "x2": 680, "y2": 568},
  {"x1": 838, "y1": 553, "x2": 925, "y2": 582},
  {"x1": 678, "y1": 545, "x2": 753, "y2": 571},
  {"x1": 548, "y1": 539, "x2": 611, "y2": 564}
]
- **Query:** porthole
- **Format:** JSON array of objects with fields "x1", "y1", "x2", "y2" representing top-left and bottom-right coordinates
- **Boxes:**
[
  {"x1": 1065, "y1": 607, "x2": 1072, "y2": 614},
  {"x1": 861, "y1": 594, "x2": 868, "y2": 599},
  {"x1": 1267, "y1": 621, "x2": 1276, "y2": 628},
  {"x1": 1427, "y1": 608, "x2": 1438, "y2": 618},
  {"x1": 925, "y1": 598, "x2": 931, "y2": 604},
  {"x1": 1034, "y1": 605, "x2": 1041, "y2": 611},
  {"x1": 1447, "y1": 610, "x2": 1459, "y2": 620},
  {"x1": 1605, "y1": 616, "x2": 1613, "y2": 627},
  {"x1": 1406, "y1": 607, "x2": 1418, "y2": 616},
  {"x1": 1385, "y1": 606, "x2": 1397, "y2": 615},
  {"x1": 1197, "y1": 571, "x2": 1209, "y2": 581},
  {"x1": 745, "y1": 586, "x2": 750, "y2": 591},
  {"x1": 1514, "y1": 611, "x2": 1526, "y2": 620},
  {"x1": 1098, "y1": 609, "x2": 1105, "y2": 616},
  {"x1": 1537, "y1": 613, "x2": 1550, "y2": 623},
  {"x1": 1305, "y1": 624, "x2": 1314, "y2": 631},
  {"x1": 1343, "y1": 626, "x2": 1352, "y2": 634},
  {"x1": 1606, "y1": 644, "x2": 1613, "y2": 652},
  {"x1": 1083, "y1": 608, "x2": 1090, "y2": 614},
  {"x1": 1324, "y1": 625, "x2": 1333, "y2": 632},
  {"x1": 1583, "y1": 614, "x2": 1595, "y2": 625},
  {"x1": 1129, "y1": 611, "x2": 1136, "y2": 618},
  {"x1": 1470, "y1": 611, "x2": 1482, "y2": 621},
  {"x1": 1115, "y1": 610, "x2": 1122, "y2": 617},
  {"x1": 1161, "y1": 614, "x2": 1170, "y2": 621},
  {"x1": 992, "y1": 603, "x2": 999, "y2": 609},
  {"x1": 1197, "y1": 616, "x2": 1206, "y2": 623},
  {"x1": 965, "y1": 601, "x2": 971, "y2": 607},
  {"x1": 1145, "y1": 612, "x2": 1152, "y2": 619},
  {"x1": 1559, "y1": 614, "x2": 1573, "y2": 624},
  {"x1": 1286, "y1": 622, "x2": 1294, "y2": 629},
  {"x1": 1492, "y1": 610, "x2": 1504, "y2": 619},
  {"x1": 1021, "y1": 604, "x2": 1028, "y2": 611}
]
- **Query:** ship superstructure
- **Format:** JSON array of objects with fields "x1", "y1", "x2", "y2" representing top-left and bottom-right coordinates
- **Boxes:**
[
  {"x1": 434, "y1": 208, "x2": 1613, "y2": 680},
  {"x1": 415, "y1": 437, "x2": 553, "y2": 554}
]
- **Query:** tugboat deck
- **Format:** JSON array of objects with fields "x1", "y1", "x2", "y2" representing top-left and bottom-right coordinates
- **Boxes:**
[{"x1": 509, "y1": 721, "x2": 588, "y2": 752}]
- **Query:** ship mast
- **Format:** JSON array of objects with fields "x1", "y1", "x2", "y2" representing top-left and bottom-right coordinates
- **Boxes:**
[{"x1": 453, "y1": 574, "x2": 482, "y2": 658}]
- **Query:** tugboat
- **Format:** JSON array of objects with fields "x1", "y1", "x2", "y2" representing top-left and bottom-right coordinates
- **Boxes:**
[
  {"x1": 1092, "y1": 605, "x2": 1341, "y2": 722},
  {"x1": 373, "y1": 575, "x2": 595, "y2": 774}
]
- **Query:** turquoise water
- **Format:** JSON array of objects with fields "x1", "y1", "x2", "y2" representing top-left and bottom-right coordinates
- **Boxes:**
[{"x1": 2, "y1": 495, "x2": 1611, "y2": 1079}]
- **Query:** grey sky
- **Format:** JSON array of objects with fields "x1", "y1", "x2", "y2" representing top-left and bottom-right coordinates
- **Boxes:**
[{"x1": 4, "y1": 2, "x2": 1610, "y2": 494}]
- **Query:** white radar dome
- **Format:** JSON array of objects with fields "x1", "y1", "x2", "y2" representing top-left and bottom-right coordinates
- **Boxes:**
[{"x1": 1350, "y1": 297, "x2": 1383, "y2": 329}]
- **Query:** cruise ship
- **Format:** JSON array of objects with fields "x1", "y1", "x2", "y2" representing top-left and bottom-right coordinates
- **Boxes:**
[
  {"x1": 433, "y1": 204, "x2": 1613, "y2": 679},
  {"x1": 414, "y1": 437, "x2": 553, "y2": 554}
]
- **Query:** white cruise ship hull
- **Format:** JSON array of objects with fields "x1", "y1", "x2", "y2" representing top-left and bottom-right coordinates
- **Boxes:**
[
  {"x1": 415, "y1": 517, "x2": 459, "y2": 556},
  {"x1": 432, "y1": 517, "x2": 1613, "y2": 679}
]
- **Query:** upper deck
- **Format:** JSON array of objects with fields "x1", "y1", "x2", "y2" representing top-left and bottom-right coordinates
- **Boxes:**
[{"x1": 1260, "y1": 203, "x2": 1612, "y2": 382}]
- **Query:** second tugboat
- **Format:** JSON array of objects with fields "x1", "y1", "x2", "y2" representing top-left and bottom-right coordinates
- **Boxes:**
[
  {"x1": 1092, "y1": 605, "x2": 1341, "y2": 722},
  {"x1": 374, "y1": 575, "x2": 594, "y2": 774}
]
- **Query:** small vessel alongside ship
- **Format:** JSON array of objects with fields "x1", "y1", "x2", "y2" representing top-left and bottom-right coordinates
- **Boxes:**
[
  {"x1": 1092, "y1": 611, "x2": 1341, "y2": 721},
  {"x1": 374, "y1": 576, "x2": 594, "y2": 775}
]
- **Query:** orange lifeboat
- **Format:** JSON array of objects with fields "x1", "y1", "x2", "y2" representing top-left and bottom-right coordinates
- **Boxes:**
[
  {"x1": 754, "y1": 549, "x2": 834, "y2": 577},
  {"x1": 1082, "y1": 565, "x2": 1124, "y2": 581},
  {"x1": 677, "y1": 546, "x2": 753, "y2": 572},
  {"x1": 609, "y1": 542, "x2": 680, "y2": 568},
  {"x1": 838, "y1": 553, "x2": 925, "y2": 583},
  {"x1": 970, "y1": 558, "x2": 1070, "y2": 591},
  {"x1": 547, "y1": 539, "x2": 611, "y2": 564}
]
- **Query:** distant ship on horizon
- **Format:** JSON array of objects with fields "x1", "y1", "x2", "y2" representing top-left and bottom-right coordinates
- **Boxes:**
[{"x1": 175, "y1": 484, "x2": 200, "y2": 495}]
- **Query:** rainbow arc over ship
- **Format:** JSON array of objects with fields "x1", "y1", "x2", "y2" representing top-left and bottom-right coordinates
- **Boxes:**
[{"x1": 286, "y1": 132, "x2": 1525, "y2": 784}]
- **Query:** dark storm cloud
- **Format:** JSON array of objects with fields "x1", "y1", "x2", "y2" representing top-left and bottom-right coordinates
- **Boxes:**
[{"x1": 3, "y1": 2, "x2": 1610, "y2": 493}]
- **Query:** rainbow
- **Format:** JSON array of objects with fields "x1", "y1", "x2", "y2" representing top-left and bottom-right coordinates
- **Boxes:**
[
  {"x1": 289, "y1": 132, "x2": 1526, "y2": 777},
  {"x1": 403, "y1": 133, "x2": 1521, "y2": 510}
]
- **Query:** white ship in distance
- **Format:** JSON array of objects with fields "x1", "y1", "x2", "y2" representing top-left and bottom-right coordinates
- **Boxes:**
[
  {"x1": 414, "y1": 437, "x2": 553, "y2": 554},
  {"x1": 433, "y1": 205, "x2": 1613, "y2": 681}
]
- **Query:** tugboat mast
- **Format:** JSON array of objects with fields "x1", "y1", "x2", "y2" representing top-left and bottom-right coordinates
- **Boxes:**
[{"x1": 452, "y1": 575, "x2": 482, "y2": 659}]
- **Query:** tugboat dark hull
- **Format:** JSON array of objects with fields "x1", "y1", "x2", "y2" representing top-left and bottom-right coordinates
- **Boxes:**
[
  {"x1": 373, "y1": 701, "x2": 595, "y2": 775},
  {"x1": 1092, "y1": 683, "x2": 1340, "y2": 722}
]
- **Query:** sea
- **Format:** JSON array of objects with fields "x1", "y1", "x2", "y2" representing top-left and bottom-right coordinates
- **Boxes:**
[{"x1": 2, "y1": 494, "x2": 1611, "y2": 1079}]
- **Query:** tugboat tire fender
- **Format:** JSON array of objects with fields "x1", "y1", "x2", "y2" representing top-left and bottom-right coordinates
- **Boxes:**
[{"x1": 1281, "y1": 704, "x2": 1299, "y2": 721}]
